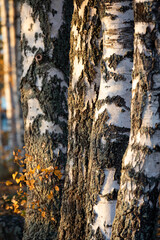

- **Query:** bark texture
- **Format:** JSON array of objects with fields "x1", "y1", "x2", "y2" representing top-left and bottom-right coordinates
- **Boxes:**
[
  {"x1": 86, "y1": 0, "x2": 133, "y2": 239},
  {"x1": 111, "y1": 1, "x2": 160, "y2": 239},
  {"x1": 20, "y1": 0, "x2": 72, "y2": 239},
  {"x1": 59, "y1": 0, "x2": 133, "y2": 239},
  {"x1": 59, "y1": 0, "x2": 102, "y2": 239}
]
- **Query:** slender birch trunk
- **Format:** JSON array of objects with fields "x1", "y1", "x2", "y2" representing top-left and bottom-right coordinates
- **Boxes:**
[
  {"x1": 86, "y1": 1, "x2": 133, "y2": 239},
  {"x1": 59, "y1": 0, "x2": 102, "y2": 239},
  {"x1": 111, "y1": 1, "x2": 160, "y2": 239},
  {"x1": 20, "y1": 1, "x2": 72, "y2": 239}
]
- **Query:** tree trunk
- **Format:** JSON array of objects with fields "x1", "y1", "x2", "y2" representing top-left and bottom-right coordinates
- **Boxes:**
[
  {"x1": 86, "y1": 1, "x2": 133, "y2": 239},
  {"x1": 59, "y1": 0, "x2": 133, "y2": 239},
  {"x1": 59, "y1": 0, "x2": 102, "y2": 239},
  {"x1": 1, "y1": 0, "x2": 22, "y2": 154},
  {"x1": 111, "y1": 1, "x2": 160, "y2": 239},
  {"x1": 20, "y1": 1, "x2": 72, "y2": 239},
  {"x1": 1, "y1": 0, "x2": 16, "y2": 155}
]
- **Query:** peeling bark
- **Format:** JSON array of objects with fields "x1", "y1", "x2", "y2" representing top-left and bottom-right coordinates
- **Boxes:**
[
  {"x1": 111, "y1": 1, "x2": 160, "y2": 239},
  {"x1": 20, "y1": 1, "x2": 72, "y2": 239}
]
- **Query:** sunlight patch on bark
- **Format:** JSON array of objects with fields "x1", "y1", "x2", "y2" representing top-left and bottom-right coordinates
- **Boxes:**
[
  {"x1": 135, "y1": 22, "x2": 155, "y2": 35},
  {"x1": 72, "y1": 56, "x2": 84, "y2": 88},
  {"x1": 91, "y1": 169, "x2": 119, "y2": 240}
]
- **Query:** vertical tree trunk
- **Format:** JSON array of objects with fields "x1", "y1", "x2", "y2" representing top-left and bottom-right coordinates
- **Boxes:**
[
  {"x1": 111, "y1": 1, "x2": 160, "y2": 239},
  {"x1": 86, "y1": 1, "x2": 133, "y2": 239},
  {"x1": 1, "y1": 0, "x2": 16, "y2": 154},
  {"x1": 59, "y1": 0, "x2": 102, "y2": 239},
  {"x1": 12, "y1": 0, "x2": 23, "y2": 149},
  {"x1": 59, "y1": 1, "x2": 133, "y2": 239},
  {"x1": 20, "y1": 1, "x2": 72, "y2": 239},
  {"x1": 1, "y1": 0, "x2": 22, "y2": 153}
]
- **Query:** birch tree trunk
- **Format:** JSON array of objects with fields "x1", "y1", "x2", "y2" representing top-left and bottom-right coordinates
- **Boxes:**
[
  {"x1": 111, "y1": 1, "x2": 160, "y2": 239},
  {"x1": 59, "y1": 0, "x2": 102, "y2": 239},
  {"x1": 86, "y1": 1, "x2": 133, "y2": 239},
  {"x1": 20, "y1": 1, "x2": 72, "y2": 239},
  {"x1": 59, "y1": 0, "x2": 133, "y2": 239}
]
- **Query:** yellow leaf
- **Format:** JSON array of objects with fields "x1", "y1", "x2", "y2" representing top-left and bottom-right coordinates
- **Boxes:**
[
  {"x1": 55, "y1": 186, "x2": 59, "y2": 192},
  {"x1": 12, "y1": 171, "x2": 18, "y2": 180},
  {"x1": 31, "y1": 203, "x2": 35, "y2": 209},
  {"x1": 41, "y1": 211, "x2": 46, "y2": 218},
  {"x1": 6, "y1": 180, "x2": 13, "y2": 186},
  {"x1": 58, "y1": 174, "x2": 62, "y2": 180},
  {"x1": 20, "y1": 175, "x2": 25, "y2": 181},
  {"x1": 51, "y1": 217, "x2": 55, "y2": 222},
  {"x1": 37, "y1": 164, "x2": 41, "y2": 170},
  {"x1": 5, "y1": 205, "x2": 10, "y2": 210},
  {"x1": 54, "y1": 169, "x2": 61, "y2": 176},
  {"x1": 39, "y1": 176, "x2": 43, "y2": 181},
  {"x1": 21, "y1": 200, "x2": 26, "y2": 206},
  {"x1": 16, "y1": 178, "x2": 21, "y2": 184}
]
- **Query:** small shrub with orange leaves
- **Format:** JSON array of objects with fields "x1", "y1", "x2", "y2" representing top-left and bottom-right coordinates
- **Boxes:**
[{"x1": 0, "y1": 147, "x2": 62, "y2": 222}]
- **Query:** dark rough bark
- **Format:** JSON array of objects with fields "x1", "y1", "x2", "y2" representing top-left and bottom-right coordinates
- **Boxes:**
[
  {"x1": 59, "y1": 0, "x2": 133, "y2": 239},
  {"x1": 59, "y1": 0, "x2": 102, "y2": 239},
  {"x1": 111, "y1": 1, "x2": 160, "y2": 239},
  {"x1": 20, "y1": 0, "x2": 73, "y2": 239}
]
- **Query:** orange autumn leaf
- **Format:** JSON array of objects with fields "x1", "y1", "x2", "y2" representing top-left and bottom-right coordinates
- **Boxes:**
[
  {"x1": 37, "y1": 164, "x2": 41, "y2": 170},
  {"x1": 16, "y1": 178, "x2": 21, "y2": 184},
  {"x1": 12, "y1": 171, "x2": 18, "y2": 180},
  {"x1": 55, "y1": 186, "x2": 59, "y2": 192},
  {"x1": 41, "y1": 211, "x2": 46, "y2": 218},
  {"x1": 6, "y1": 180, "x2": 13, "y2": 186},
  {"x1": 47, "y1": 191, "x2": 53, "y2": 200}
]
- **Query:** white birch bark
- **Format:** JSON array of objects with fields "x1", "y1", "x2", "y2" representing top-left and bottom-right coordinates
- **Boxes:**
[
  {"x1": 111, "y1": 1, "x2": 160, "y2": 239},
  {"x1": 20, "y1": 0, "x2": 72, "y2": 239},
  {"x1": 86, "y1": 1, "x2": 133, "y2": 239}
]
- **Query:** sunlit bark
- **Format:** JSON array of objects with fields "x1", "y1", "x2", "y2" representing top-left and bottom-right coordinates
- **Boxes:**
[
  {"x1": 111, "y1": 1, "x2": 160, "y2": 239},
  {"x1": 59, "y1": 0, "x2": 133, "y2": 239},
  {"x1": 59, "y1": 0, "x2": 102, "y2": 239},
  {"x1": 20, "y1": 0, "x2": 72, "y2": 239},
  {"x1": 86, "y1": 1, "x2": 133, "y2": 239}
]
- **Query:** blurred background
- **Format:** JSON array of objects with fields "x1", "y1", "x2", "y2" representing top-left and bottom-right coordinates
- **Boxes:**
[{"x1": 0, "y1": 0, "x2": 23, "y2": 180}]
